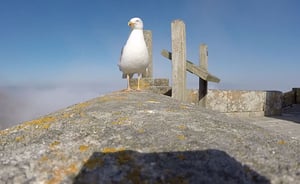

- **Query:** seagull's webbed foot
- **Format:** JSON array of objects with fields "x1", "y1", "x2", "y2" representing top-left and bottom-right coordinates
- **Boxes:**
[{"x1": 125, "y1": 87, "x2": 133, "y2": 91}]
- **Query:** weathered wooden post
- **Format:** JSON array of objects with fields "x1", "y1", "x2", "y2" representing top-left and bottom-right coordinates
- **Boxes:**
[
  {"x1": 171, "y1": 20, "x2": 186, "y2": 101},
  {"x1": 143, "y1": 30, "x2": 153, "y2": 78},
  {"x1": 199, "y1": 44, "x2": 208, "y2": 106},
  {"x1": 293, "y1": 88, "x2": 300, "y2": 104},
  {"x1": 161, "y1": 20, "x2": 219, "y2": 103}
]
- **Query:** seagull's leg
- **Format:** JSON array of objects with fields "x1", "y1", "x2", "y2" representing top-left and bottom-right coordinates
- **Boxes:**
[
  {"x1": 137, "y1": 73, "x2": 141, "y2": 91},
  {"x1": 127, "y1": 74, "x2": 131, "y2": 91}
]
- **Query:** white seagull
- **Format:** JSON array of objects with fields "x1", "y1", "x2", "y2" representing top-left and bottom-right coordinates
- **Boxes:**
[{"x1": 118, "y1": 17, "x2": 149, "y2": 91}]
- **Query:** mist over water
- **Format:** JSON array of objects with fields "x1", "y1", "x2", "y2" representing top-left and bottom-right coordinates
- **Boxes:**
[{"x1": 0, "y1": 84, "x2": 115, "y2": 130}]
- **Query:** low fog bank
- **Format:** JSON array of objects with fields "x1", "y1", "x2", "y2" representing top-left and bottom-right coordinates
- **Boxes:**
[{"x1": 0, "y1": 83, "x2": 118, "y2": 130}]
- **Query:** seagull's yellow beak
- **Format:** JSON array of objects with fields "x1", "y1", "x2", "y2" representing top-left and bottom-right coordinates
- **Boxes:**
[{"x1": 128, "y1": 21, "x2": 134, "y2": 27}]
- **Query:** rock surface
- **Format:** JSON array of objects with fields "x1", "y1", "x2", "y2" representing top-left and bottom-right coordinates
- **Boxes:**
[{"x1": 0, "y1": 91, "x2": 299, "y2": 184}]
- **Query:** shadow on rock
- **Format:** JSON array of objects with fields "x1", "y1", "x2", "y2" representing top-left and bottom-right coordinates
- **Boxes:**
[
  {"x1": 272, "y1": 104, "x2": 300, "y2": 124},
  {"x1": 74, "y1": 149, "x2": 269, "y2": 184}
]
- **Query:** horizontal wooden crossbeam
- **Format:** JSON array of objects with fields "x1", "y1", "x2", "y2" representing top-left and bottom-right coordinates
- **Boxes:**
[{"x1": 161, "y1": 49, "x2": 220, "y2": 83}]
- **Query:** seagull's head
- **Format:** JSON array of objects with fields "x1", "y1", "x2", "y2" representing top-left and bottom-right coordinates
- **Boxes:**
[{"x1": 128, "y1": 17, "x2": 144, "y2": 30}]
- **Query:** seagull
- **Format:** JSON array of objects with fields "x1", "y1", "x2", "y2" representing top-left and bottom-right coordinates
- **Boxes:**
[{"x1": 118, "y1": 17, "x2": 149, "y2": 91}]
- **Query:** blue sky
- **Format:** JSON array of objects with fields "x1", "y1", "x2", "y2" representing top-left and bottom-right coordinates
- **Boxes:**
[{"x1": 0, "y1": 0, "x2": 300, "y2": 128}]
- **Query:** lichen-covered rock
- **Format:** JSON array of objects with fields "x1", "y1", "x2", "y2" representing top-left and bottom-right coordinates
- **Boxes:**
[{"x1": 0, "y1": 91, "x2": 299, "y2": 183}]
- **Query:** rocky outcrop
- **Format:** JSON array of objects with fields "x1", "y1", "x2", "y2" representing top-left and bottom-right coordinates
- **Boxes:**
[{"x1": 0, "y1": 91, "x2": 299, "y2": 183}]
